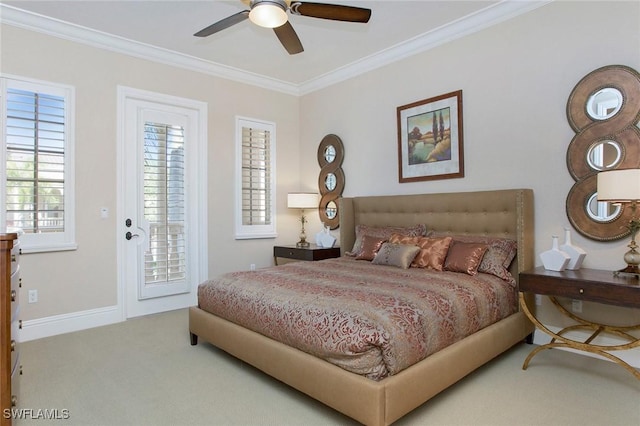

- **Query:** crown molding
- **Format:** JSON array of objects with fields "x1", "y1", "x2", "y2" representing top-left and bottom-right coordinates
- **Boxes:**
[
  {"x1": 298, "y1": 0, "x2": 553, "y2": 95},
  {"x1": 0, "y1": 4, "x2": 300, "y2": 95},
  {"x1": 0, "y1": 1, "x2": 552, "y2": 97}
]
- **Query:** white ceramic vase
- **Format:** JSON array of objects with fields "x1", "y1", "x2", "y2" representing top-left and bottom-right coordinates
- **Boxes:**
[
  {"x1": 559, "y1": 228, "x2": 586, "y2": 270},
  {"x1": 540, "y1": 236, "x2": 571, "y2": 272}
]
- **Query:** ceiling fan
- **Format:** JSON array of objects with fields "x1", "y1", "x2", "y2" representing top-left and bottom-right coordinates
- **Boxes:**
[{"x1": 194, "y1": 0, "x2": 372, "y2": 55}]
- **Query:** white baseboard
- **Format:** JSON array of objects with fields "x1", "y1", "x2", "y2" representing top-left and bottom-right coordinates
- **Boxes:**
[
  {"x1": 532, "y1": 325, "x2": 640, "y2": 369},
  {"x1": 19, "y1": 305, "x2": 124, "y2": 342}
]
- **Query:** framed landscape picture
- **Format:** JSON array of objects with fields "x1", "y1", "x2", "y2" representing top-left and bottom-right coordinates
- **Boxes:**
[{"x1": 397, "y1": 90, "x2": 464, "y2": 182}]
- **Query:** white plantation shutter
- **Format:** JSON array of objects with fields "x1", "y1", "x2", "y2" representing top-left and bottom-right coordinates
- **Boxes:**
[
  {"x1": 242, "y1": 126, "x2": 271, "y2": 226},
  {"x1": 235, "y1": 117, "x2": 276, "y2": 239},
  {"x1": 2, "y1": 77, "x2": 76, "y2": 252},
  {"x1": 6, "y1": 89, "x2": 65, "y2": 233},
  {"x1": 143, "y1": 122, "x2": 186, "y2": 284}
]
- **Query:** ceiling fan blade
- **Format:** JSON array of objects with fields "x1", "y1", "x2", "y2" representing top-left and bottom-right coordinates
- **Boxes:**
[
  {"x1": 273, "y1": 22, "x2": 304, "y2": 55},
  {"x1": 194, "y1": 10, "x2": 250, "y2": 37},
  {"x1": 290, "y1": 2, "x2": 371, "y2": 23}
]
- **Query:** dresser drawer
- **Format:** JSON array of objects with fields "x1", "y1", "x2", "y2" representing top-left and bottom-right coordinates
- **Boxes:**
[
  {"x1": 10, "y1": 319, "x2": 19, "y2": 372},
  {"x1": 10, "y1": 272, "x2": 20, "y2": 323},
  {"x1": 11, "y1": 353, "x2": 20, "y2": 408},
  {"x1": 10, "y1": 240, "x2": 20, "y2": 276}
]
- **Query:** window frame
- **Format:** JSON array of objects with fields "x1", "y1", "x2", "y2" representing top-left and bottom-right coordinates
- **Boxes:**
[
  {"x1": 1, "y1": 75, "x2": 76, "y2": 253},
  {"x1": 235, "y1": 116, "x2": 277, "y2": 240}
]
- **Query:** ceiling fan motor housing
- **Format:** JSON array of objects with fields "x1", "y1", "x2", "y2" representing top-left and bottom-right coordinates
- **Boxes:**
[{"x1": 248, "y1": 0, "x2": 290, "y2": 28}]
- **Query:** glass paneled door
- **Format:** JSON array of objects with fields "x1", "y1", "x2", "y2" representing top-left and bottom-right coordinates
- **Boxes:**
[{"x1": 120, "y1": 89, "x2": 206, "y2": 318}]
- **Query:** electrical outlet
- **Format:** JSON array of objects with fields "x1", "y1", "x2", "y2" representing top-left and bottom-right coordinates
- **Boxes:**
[
  {"x1": 535, "y1": 294, "x2": 542, "y2": 306},
  {"x1": 28, "y1": 289, "x2": 38, "y2": 304},
  {"x1": 571, "y1": 299, "x2": 582, "y2": 313},
  {"x1": 250, "y1": 264, "x2": 256, "y2": 271}
]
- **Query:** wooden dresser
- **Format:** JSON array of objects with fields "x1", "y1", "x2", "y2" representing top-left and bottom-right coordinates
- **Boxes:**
[{"x1": 1, "y1": 233, "x2": 20, "y2": 425}]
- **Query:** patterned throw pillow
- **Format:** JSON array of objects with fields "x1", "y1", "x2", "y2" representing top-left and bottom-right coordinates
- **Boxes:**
[
  {"x1": 412, "y1": 236, "x2": 453, "y2": 270},
  {"x1": 355, "y1": 235, "x2": 387, "y2": 261},
  {"x1": 388, "y1": 233, "x2": 420, "y2": 246},
  {"x1": 372, "y1": 243, "x2": 421, "y2": 269},
  {"x1": 347, "y1": 224, "x2": 427, "y2": 257},
  {"x1": 429, "y1": 233, "x2": 517, "y2": 283},
  {"x1": 443, "y1": 242, "x2": 489, "y2": 275}
]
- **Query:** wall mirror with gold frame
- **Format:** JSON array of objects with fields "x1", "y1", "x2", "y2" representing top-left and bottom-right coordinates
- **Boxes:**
[
  {"x1": 565, "y1": 65, "x2": 640, "y2": 241},
  {"x1": 317, "y1": 134, "x2": 345, "y2": 229}
]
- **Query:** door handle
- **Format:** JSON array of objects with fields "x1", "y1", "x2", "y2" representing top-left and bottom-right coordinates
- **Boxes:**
[{"x1": 125, "y1": 231, "x2": 139, "y2": 240}]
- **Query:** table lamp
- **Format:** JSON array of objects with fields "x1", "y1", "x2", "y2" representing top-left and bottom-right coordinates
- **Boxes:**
[
  {"x1": 287, "y1": 192, "x2": 318, "y2": 248},
  {"x1": 597, "y1": 168, "x2": 640, "y2": 276}
]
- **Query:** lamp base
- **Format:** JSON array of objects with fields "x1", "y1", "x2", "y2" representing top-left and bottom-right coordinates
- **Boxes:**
[
  {"x1": 613, "y1": 241, "x2": 640, "y2": 280},
  {"x1": 296, "y1": 240, "x2": 310, "y2": 248}
]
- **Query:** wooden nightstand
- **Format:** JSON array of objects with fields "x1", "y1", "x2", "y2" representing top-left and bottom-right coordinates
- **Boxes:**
[
  {"x1": 273, "y1": 244, "x2": 341, "y2": 265},
  {"x1": 519, "y1": 266, "x2": 640, "y2": 380}
]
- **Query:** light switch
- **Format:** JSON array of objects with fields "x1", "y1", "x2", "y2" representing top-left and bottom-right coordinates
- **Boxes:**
[{"x1": 100, "y1": 207, "x2": 109, "y2": 219}]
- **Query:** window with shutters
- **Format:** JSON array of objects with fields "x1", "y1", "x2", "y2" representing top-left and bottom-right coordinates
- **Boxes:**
[
  {"x1": 235, "y1": 117, "x2": 277, "y2": 239},
  {"x1": 1, "y1": 76, "x2": 76, "y2": 253},
  {"x1": 144, "y1": 122, "x2": 186, "y2": 284}
]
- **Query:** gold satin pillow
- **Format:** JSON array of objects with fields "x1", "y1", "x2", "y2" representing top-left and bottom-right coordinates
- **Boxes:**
[
  {"x1": 355, "y1": 235, "x2": 387, "y2": 261},
  {"x1": 388, "y1": 233, "x2": 420, "y2": 246},
  {"x1": 372, "y1": 243, "x2": 421, "y2": 269},
  {"x1": 444, "y1": 242, "x2": 489, "y2": 275},
  {"x1": 412, "y1": 236, "x2": 453, "y2": 270}
]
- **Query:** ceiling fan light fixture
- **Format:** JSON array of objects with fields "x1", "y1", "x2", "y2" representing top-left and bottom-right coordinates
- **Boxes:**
[{"x1": 249, "y1": 0, "x2": 288, "y2": 28}]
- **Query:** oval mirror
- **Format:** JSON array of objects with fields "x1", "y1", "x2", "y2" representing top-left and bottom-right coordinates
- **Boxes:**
[
  {"x1": 325, "y1": 173, "x2": 336, "y2": 191},
  {"x1": 326, "y1": 200, "x2": 337, "y2": 219},
  {"x1": 586, "y1": 192, "x2": 621, "y2": 222},
  {"x1": 586, "y1": 88, "x2": 623, "y2": 120},
  {"x1": 586, "y1": 140, "x2": 622, "y2": 171},
  {"x1": 324, "y1": 145, "x2": 336, "y2": 163}
]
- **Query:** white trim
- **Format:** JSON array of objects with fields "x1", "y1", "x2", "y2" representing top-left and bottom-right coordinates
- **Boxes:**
[
  {"x1": 1, "y1": 74, "x2": 77, "y2": 252},
  {"x1": 532, "y1": 324, "x2": 640, "y2": 369},
  {"x1": 19, "y1": 305, "x2": 123, "y2": 342},
  {"x1": 235, "y1": 116, "x2": 277, "y2": 240},
  {"x1": 116, "y1": 86, "x2": 208, "y2": 318},
  {"x1": 0, "y1": 1, "x2": 553, "y2": 96}
]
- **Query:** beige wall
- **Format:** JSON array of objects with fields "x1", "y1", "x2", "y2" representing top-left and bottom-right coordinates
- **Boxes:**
[
  {"x1": 2, "y1": 1, "x2": 640, "y2": 346},
  {"x1": 299, "y1": 1, "x2": 640, "y2": 332},
  {"x1": 1, "y1": 24, "x2": 303, "y2": 321}
]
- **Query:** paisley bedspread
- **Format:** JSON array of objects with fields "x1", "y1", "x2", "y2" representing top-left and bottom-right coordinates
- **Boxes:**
[{"x1": 197, "y1": 257, "x2": 517, "y2": 381}]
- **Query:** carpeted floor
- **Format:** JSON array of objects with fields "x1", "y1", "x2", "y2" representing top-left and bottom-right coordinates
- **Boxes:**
[{"x1": 16, "y1": 308, "x2": 640, "y2": 425}]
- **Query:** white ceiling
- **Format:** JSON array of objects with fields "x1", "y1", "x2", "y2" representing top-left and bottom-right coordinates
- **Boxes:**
[{"x1": 0, "y1": 1, "x2": 551, "y2": 94}]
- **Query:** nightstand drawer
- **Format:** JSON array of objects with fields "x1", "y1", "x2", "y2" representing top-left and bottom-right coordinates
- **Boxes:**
[
  {"x1": 273, "y1": 245, "x2": 341, "y2": 264},
  {"x1": 519, "y1": 267, "x2": 640, "y2": 308},
  {"x1": 274, "y1": 246, "x2": 308, "y2": 260}
]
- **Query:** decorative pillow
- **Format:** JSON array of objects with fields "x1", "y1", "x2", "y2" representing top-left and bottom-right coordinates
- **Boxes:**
[
  {"x1": 388, "y1": 233, "x2": 420, "y2": 246},
  {"x1": 444, "y1": 242, "x2": 489, "y2": 275},
  {"x1": 429, "y1": 233, "x2": 517, "y2": 283},
  {"x1": 412, "y1": 236, "x2": 453, "y2": 270},
  {"x1": 347, "y1": 224, "x2": 427, "y2": 256},
  {"x1": 355, "y1": 235, "x2": 387, "y2": 261},
  {"x1": 372, "y1": 243, "x2": 421, "y2": 269}
]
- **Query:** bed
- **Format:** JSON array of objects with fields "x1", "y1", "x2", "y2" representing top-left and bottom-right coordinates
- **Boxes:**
[{"x1": 189, "y1": 188, "x2": 535, "y2": 425}]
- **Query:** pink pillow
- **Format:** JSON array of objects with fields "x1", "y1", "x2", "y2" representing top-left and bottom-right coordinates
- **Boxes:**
[
  {"x1": 355, "y1": 235, "x2": 386, "y2": 261},
  {"x1": 444, "y1": 242, "x2": 488, "y2": 275}
]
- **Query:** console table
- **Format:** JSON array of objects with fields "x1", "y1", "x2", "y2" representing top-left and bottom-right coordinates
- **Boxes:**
[{"x1": 519, "y1": 266, "x2": 640, "y2": 380}]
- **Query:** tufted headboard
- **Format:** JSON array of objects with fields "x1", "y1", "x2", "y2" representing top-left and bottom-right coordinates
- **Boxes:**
[{"x1": 339, "y1": 189, "x2": 534, "y2": 285}]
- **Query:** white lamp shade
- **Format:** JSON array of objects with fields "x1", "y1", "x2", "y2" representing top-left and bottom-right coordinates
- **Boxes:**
[
  {"x1": 597, "y1": 169, "x2": 640, "y2": 202},
  {"x1": 249, "y1": 2, "x2": 288, "y2": 28},
  {"x1": 287, "y1": 193, "x2": 318, "y2": 209}
]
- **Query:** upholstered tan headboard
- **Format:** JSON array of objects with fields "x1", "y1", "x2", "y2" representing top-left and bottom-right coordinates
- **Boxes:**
[{"x1": 339, "y1": 189, "x2": 534, "y2": 284}]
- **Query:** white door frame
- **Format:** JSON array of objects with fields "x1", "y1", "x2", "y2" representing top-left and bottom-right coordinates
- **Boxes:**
[{"x1": 116, "y1": 86, "x2": 208, "y2": 319}]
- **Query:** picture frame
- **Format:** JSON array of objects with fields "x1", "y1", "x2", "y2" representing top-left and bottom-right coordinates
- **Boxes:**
[{"x1": 397, "y1": 90, "x2": 464, "y2": 182}]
